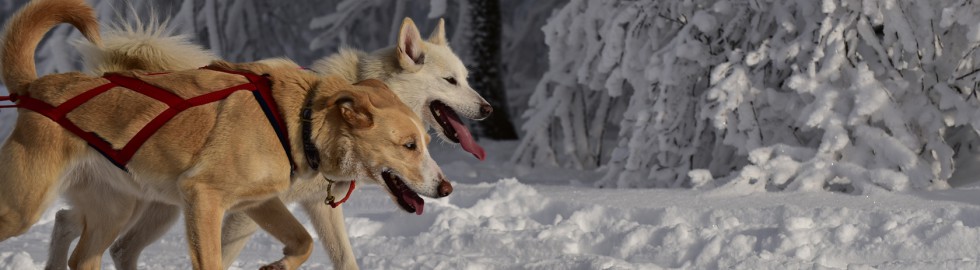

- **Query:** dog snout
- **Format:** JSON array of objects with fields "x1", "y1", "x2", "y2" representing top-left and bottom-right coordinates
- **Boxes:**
[
  {"x1": 479, "y1": 103, "x2": 493, "y2": 119},
  {"x1": 437, "y1": 176, "x2": 453, "y2": 197}
]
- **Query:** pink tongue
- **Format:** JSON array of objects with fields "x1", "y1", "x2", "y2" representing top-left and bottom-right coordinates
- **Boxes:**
[
  {"x1": 446, "y1": 116, "x2": 486, "y2": 160},
  {"x1": 403, "y1": 193, "x2": 424, "y2": 215}
]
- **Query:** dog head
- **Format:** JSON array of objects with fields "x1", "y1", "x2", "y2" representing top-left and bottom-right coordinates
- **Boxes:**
[
  {"x1": 314, "y1": 78, "x2": 451, "y2": 215},
  {"x1": 374, "y1": 18, "x2": 491, "y2": 160}
]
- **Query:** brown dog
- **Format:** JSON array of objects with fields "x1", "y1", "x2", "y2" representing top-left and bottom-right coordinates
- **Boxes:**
[{"x1": 0, "y1": 1, "x2": 451, "y2": 269}]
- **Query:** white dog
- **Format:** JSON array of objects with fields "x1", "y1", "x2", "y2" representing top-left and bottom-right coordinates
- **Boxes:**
[{"x1": 43, "y1": 9, "x2": 491, "y2": 270}]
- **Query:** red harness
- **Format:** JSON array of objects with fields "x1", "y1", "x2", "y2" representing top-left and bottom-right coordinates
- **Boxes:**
[
  {"x1": 0, "y1": 67, "x2": 356, "y2": 207},
  {"x1": 2, "y1": 67, "x2": 294, "y2": 171}
]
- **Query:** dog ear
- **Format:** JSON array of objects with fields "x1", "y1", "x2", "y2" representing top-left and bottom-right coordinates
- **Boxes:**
[
  {"x1": 397, "y1": 17, "x2": 425, "y2": 72},
  {"x1": 330, "y1": 91, "x2": 373, "y2": 129},
  {"x1": 428, "y1": 18, "x2": 447, "y2": 46}
]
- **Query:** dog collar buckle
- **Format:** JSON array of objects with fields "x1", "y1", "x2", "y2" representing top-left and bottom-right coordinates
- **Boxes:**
[{"x1": 323, "y1": 178, "x2": 356, "y2": 208}]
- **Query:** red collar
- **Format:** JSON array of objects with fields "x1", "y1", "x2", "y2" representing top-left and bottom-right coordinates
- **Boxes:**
[{"x1": 325, "y1": 180, "x2": 357, "y2": 208}]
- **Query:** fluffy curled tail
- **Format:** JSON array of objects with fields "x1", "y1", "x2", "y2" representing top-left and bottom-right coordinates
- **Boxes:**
[{"x1": 1, "y1": 0, "x2": 101, "y2": 95}]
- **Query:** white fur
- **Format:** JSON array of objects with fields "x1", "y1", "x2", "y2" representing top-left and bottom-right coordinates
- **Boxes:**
[
  {"x1": 75, "y1": 17, "x2": 217, "y2": 74},
  {"x1": 312, "y1": 19, "x2": 491, "y2": 145}
]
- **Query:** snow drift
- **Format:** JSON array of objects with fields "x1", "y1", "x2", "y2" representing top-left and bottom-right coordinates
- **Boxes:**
[{"x1": 5, "y1": 173, "x2": 980, "y2": 269}]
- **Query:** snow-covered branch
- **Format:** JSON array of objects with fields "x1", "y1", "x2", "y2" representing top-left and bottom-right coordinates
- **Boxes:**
[{"x1": 515, "y1": 0, "x2": 980, "y2": 193}]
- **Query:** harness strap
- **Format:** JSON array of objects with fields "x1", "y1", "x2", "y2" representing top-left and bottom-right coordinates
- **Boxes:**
[
  {"x1": 9, "y1": 70, "x2": 287, "y2": 171},
  {"x1": 5, "y1": 69, "x2": 356, "y2": 206},
  {"x1": 199, "y1": 67, "x2": 356, "y2": 207},
  {"x1": 0, "y1": 94, "x2": 16, "y2": 101},
  {"x1": 201, "y1": 66, "x2": 297, "y2": 173},
  {"x1": 300, "y1": 92, "x2": 320, "y2": 170},
  {"x1": 16, "y1": 83, "x2": 129, "y2": 169},
  {"x1": 104, "y1": 73, "x2": 279, "y2": 165},
  {"x1": 0, "y1": 94, "x2": 17, "y2": 108}
]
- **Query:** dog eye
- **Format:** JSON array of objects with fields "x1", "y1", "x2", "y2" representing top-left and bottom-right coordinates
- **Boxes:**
[
  {"x1": 443, "y1": 77, "x2": 457, "y2": 86},
  {"x1": 404, "y1": 141, "x2": 417, "y2": 150}
]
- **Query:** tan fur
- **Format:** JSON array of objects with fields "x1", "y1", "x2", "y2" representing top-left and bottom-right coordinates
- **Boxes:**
[
  {"x1": 0, "y1": 2, "x2": 450, "y2": 269},
  {"x1": 1, "y1": 62, "x2": 441, "y2": 270},
  {"x1": 41, "y1": 7, "x2": 476, "y2": 270},
  {"x1": 1, "y1": 0, "x2": 101, "y2": 95}
]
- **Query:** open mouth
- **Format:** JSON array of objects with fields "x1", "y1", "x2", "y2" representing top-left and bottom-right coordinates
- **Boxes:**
[
  {"x1": 382, "y1": 170, "x2": 424, "y2": 215},
  {"x1": 429, "y1": 100, "x2": 486, "y2": 160}
]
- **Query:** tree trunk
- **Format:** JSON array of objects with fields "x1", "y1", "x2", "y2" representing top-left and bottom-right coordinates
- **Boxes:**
[{"x1": 467, "y1": 0, "x2": 518, "y2": 140}]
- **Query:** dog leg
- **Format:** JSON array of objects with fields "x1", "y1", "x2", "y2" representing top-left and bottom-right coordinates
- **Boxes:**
[
  {"x1": 0, "y1": 117, "x2": 82, "y2": 240},
  {"x1": 219, "y1": 212, "x2": 260, "y2": 269},
  {"x1": 67, "y1": 191, "x2": 141, "y2": 270},
  {"x1": 52, "y1": 169, "x2": 136, "y2": 270},
  {"x1": 181, "y1": 187, "x2": 226, "y2": 270},
  {"x1": 110, "y1": 202, "x2": 180, "y2": 270},
  {"x1": 300, "y1": 198, "x2": 359, "y2": 270},
  {"x1": 245, "y1": 198, "x2": 313, "y2": 270},
  {"x1": 44, "y1": 209, "x2": 81, "y2": 270}
]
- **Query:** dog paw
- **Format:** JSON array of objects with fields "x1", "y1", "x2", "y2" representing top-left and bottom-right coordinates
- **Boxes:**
[{"x1": 258, "y1": 261, "x2": 286, "y2": 270}]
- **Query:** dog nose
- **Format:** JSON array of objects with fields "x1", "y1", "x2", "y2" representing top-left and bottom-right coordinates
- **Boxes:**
[
  {"x1": 479, "y1": 103, "x2": 493, "y2": 118},
  {"x1": 437, "y1": 178, "x2": 453, "y2": 197}
]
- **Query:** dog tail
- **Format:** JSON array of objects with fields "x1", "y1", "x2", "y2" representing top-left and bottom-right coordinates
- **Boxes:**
[
  {"x1": 1, "y1": 0, "x2": 102, "y2": 95},
  {"x1": 76, "y1": 10, "x2": 219, "y2": 74}
]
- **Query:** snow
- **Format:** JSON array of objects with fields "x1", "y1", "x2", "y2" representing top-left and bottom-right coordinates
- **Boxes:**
[
  {"x1": 514, "y1": 0, "x2": 980, "y2": 193},
  {"x1": 4, "y1": 0, "x2": 980, "y2": 269},
  {"x1": 3, "y1": 141, "x2": 980, "y2": 269}
]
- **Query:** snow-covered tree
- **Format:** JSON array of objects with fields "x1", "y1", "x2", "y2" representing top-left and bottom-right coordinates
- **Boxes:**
[
  {"x1": 1, "y1": 0, "x2": 568, "y2": 142},
  {"x1": 497, "y1": 0, "x2": 566, "y2": 127},
  {"x1": 308, "y1": 0, "x2": 407, "y2": 53},
  {"x1": 29, "y1": 0, "x2": 343, "y2": 76},
  {"x1": 514, "y1": 0, "x2": 980, "y2": 193}
]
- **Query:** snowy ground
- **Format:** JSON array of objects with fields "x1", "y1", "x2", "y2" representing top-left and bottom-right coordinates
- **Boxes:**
[{"x1": 3, "y1": 140, "x2": 980, "y2": 269}]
